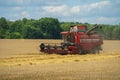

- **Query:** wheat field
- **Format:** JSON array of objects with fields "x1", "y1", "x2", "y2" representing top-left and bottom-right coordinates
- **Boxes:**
[{"x1": 0, "y1": 39, "x2": 120, "y2": 80}]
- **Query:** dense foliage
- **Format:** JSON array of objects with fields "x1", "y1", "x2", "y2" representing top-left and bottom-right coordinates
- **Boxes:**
[{"x1": 0, "y1": 17, "x2": 120, "y2": 40}]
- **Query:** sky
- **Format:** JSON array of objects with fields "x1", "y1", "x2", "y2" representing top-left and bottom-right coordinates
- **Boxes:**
[{"x1": 0, "y1": 0, "x2": 120, "y2": 24}]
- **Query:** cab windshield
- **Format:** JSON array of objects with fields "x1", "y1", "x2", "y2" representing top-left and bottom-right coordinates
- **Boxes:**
[{"x1": 62, "y1": 34, "x2": 74, "y2": 43}]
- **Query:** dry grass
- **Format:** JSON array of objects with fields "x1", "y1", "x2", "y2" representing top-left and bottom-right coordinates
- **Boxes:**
[
  {"x1": 0, "y1": 52, "x2": 120, "y2": 66},
  {"x1": 0, "y1": 57, "x2": 120, "y2": 80},
  {"x1": 0, "y1": 39, "x2": 120, "y2": 80},
  {"x1": 0, "y1": 39, "x2": 61, "y2": 58},
  {"x1": 0, "y1": 39, "x2": 120, "y2": 58}
]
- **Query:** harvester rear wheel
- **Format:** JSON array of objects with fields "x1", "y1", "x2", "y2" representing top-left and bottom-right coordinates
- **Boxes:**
[
  {"x1": 91, "y1": 46, "x2": 100, "y2": 54},
  {"x1": 91, "y1": 47, "x2": 97, "y2": 54}
]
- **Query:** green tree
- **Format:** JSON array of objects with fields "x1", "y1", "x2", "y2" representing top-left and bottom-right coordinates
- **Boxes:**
[
  {"x1": 0, "y1": 17, "x2": 9, "y2": 38},
  {"x1": 60, "y1": 22, "x2": 71, "y2": 31},
  {"x1": 10, "y1": 32, "x2": 21, "y2": 39},
  {"x1": 39, "y1": 17, "x2": 62, "y2": 39},
  {"x1": 23, "y1": 25, "x2": 43, "y2": 39},
  {"x1": 102, "y1": 25, "x2": 114, "y2": 40},
  {"x1": 112, "y1": 25, "x2": 120, "y2": 40},
  {"x1": 0, "y1": 17, "x2": 120, "y2": 40}
]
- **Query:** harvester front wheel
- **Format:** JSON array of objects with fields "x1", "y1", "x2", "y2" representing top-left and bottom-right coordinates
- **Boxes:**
[
  {"x1": 40, "y1": 43, "x2": 45, "y2": 50},
  {"x1": 76, "y1": 44, "x2": 83, "y2": 54}
]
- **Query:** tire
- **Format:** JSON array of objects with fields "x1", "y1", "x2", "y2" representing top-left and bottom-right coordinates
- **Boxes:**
[
  {"x1": 47, "y1": 45, "x2": 50, "y2": 49},
  {"x1": 96, "y1": 46, "x2": 101, "y2": 54},
  {"x1": 40, "y1": 43, "x2": 45, "y2": 50},
  {"x1": 76, "y1": 44, "x2": 83, "y2": 54},
  {"x1": 91, "y1": 47, "x2": 97, "y2": 54},
  {"x1": 53, "y1": 46, "x2": 57, "y2": 49},
  {"x1": 91, "y1": 47, "x2": 100, "y2": 54}
]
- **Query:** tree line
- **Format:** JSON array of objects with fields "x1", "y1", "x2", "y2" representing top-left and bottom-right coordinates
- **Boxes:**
[{"x1": 0, "y1": 17, "x2": 120, "y2": 40}]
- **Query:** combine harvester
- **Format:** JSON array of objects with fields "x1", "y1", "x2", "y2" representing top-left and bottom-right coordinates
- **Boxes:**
[{"x1": 40, "y1": 25, "x2": 103, "y2": 54}]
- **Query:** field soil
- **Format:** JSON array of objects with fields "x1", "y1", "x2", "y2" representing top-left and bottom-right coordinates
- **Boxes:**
[{"x1": 0, "y1": 39, "x2": 120, "y2": 80}]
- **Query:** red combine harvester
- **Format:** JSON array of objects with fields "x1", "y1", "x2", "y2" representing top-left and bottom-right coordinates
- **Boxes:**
[{"x1": 40, "y1": 25, "x2": 103, "y2": 54}]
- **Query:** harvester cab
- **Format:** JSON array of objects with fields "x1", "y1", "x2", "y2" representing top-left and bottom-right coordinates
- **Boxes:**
[
  {"x1": 40, "y1": 25, "x2": 103, "y2": 54},
  {"x1": 61, "y1": 26, "x2": 87, "y2": 46}
]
